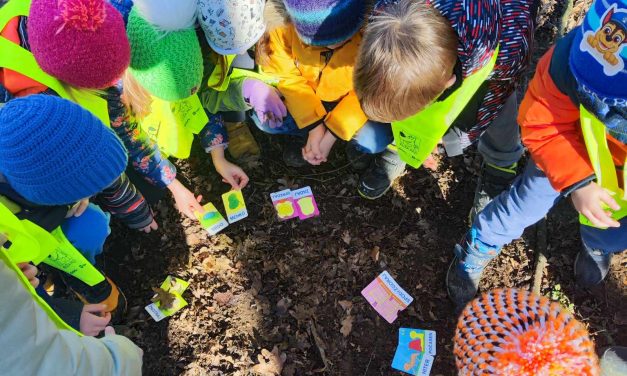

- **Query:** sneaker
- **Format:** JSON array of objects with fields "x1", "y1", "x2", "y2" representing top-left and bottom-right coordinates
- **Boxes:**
[
  {"x1": 469, "y1": 162, "x2": 518, "y2": 223},
  {"x1": 600, "y1": 346, "x2": 627, "y2": 376},
  {"x1": 574, "y1": 245, "x2": 612, "y2": 288},
  {"x1": 282, "y1": 136, "x2": 308, "y2": 168},
  {"x1": 225, "y1": 121, "x2": 260, "y2": 159},
  {"x1": 345, "y1": 143, "x2": 374, "y2": 172},
  {"x1": 358, "y1": 148, "x2": 406, "y2": 200}
]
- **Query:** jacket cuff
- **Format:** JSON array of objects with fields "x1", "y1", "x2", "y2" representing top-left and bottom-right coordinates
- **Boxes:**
[{"x1": 562, "y1": 175, "x2": 596, "y2": 197}]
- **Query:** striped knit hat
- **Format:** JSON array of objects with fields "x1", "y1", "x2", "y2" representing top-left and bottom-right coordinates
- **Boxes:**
[
  {"x1": 282, "y1": 0, "x2": 367, "y2": 46},
  {"x1": 454, "y1": 289, "x2": 600, "y2": 376}
]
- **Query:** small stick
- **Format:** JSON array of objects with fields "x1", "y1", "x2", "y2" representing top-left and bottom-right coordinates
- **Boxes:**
[
  {"x1": 309, "y1": 320, "x2": 332, "y2": 371},
  {"x1": 532, "y1": 218, "x2": 548, "y2": 295}
]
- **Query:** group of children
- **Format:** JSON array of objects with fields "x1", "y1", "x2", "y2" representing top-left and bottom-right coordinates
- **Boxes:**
[{"x1": 0, "y1": 0, "x2": 624, "y2": 374}]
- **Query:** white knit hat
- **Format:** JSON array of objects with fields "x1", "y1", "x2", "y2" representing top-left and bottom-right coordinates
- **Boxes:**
[{"x1": 197, "y1": 0, "x2": 266, "y2": 55}]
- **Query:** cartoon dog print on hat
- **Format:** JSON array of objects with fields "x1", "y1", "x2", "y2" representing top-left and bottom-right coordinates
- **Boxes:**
[{"x1": 582, "y1": 4, "x2": 627, "y2": 75}]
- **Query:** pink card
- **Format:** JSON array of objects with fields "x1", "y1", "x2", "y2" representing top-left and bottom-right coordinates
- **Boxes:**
[
  {"x1": 293, "y1": 186, "x2": 319, "y2": 220},
  {"x1": 361, "y1": 271, "x2": 414, "y2": 324},
  {"x1": 270, "y1": 189, "x2": 297, "y2": 221}
]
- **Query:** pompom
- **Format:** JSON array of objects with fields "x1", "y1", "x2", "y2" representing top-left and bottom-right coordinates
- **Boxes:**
[
  {"x1": 58, "y1": 0, "x2": 106, "y2": 32},
  {"x1": 133, "y1": 0, "x2": 197, "y2": 31}
]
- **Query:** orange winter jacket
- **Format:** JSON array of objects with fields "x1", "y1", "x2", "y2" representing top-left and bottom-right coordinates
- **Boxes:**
[
  {"x1": 519, "y1": 46, "x2": 626, "y2": 192},
  {"x1": 262, "y1": 24, "x2": 368, "y2": 141}
]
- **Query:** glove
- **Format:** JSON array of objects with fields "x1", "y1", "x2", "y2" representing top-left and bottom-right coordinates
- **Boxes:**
[{"x1": 242, "y1": 79, "x2": 287, "y2": 129}]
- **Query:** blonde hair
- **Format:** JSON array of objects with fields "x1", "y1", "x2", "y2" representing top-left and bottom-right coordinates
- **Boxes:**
[
  {"x1": 354, "y1": 0, "x2": 458, "y2": 123},
  {"x1": 121, "y1": 71, "x2": 153, "y2": 119}
]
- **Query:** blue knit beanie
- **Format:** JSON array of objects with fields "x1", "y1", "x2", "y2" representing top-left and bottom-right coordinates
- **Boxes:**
[
  {"x1": 0, "y1": 95, "x2": 128, "y2": 206},
  {"x1": 282, "y1": 0, "x2": 367, "y2": 46},
  {"x1": 569, "y1": 0, "x2": 627, "y2": 107},
  {"x1": 108, "y1": 0, "x2": 134, "y2": 25}
]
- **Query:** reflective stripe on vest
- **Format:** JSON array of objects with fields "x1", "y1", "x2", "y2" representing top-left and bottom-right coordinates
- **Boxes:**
[
  {"x1": 579, "y1": 107, "x2": 627, "y2": 227},
  {"x1": 392, "y1": 47, "x2": 500, "y2": 168},
  {"x1": 0, "y1": 203, "x2": 106, "y2": 286},
  {"x1": 0, "y1": 0, "x2": 110, "y2": 125}
]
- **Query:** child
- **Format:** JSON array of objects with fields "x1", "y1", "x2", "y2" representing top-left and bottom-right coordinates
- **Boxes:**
[
  {"x1": 124, "y1": 0, "x2": 250, "y2": 192},
  {"x1": 0, "y1": 95, "x2": 130, "y2": 335},
  {"x1": 447, "y1": 0, "x2": 626, "y2": 307},
  {"x1": 196, "y1": 0, "x2": 286, "y2": 160},
  {"x1": 0, "y1": 238, "x2": 143, "y2": 375},
  {"x1": 0, "y1": 0, "x2": 201, "y2": 227},
  {"x1": 257, "y1": 0, "x2": 395, "y2": 168},
  {"x1": 354, "y1": 0, "x2": 537, "y2": 204}
]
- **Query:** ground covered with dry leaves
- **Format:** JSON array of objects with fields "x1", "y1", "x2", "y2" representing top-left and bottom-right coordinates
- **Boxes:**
[{"x1": 104, "y1": 1, "x2": 626, "y2": 374}]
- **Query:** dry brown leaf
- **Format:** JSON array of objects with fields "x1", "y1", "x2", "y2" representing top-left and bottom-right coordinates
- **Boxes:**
[
  {"x1": 370, "y1": 246, "x2": 380, "y2": 262},
  {"x1": 338, "y1": 300, "x2": 353, "y2": 312},
  {"x1": 251, "y1": 346, "x2": 286, "y2": 376},
  {"x1": 341, "y1": 230, "x2": 351, "y2": 245},
  {"x1": 151, "y1": 287, "x2": 176, "y2": 309},
  {"x1": 340, "y1": 315, "x2": 353, "y2": 337},
  {"x1": 213, "y1": 291, "x2": 234, "y2": 307}
]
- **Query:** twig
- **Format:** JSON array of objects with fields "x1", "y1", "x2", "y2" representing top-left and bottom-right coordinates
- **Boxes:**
[
  {"x1": 362, "y1": 351, "x2": 375, "y2": 376},
  {"x1": 532, "y1": 218, "x2": 548, "y2": 295},
  {"x1": 558, "y1": 0, "x2": 575, "y2": 37},
  {"x1": 309, "y1": 320, "x2": 332, "y2": 372}
]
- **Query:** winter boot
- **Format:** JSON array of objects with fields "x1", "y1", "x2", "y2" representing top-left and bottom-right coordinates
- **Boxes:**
[
  {"x1": 225, "y1": 121, "x2": 260, "y2": 159},
  {"x1": 469, "y1": 162, "x2": 518, "y2": 223},
  {"x1": 574, "y1": 243, "x2": 613, "y2": 288},
  {"x1": 345, "y1": 143, "x2": 374, "y2": 172},
  {"x1": 358, "y1": 147, "x2": 406, "y2": 200},
  {"x1": 446, "y1": 230, "x2": 500, "y2": 308}
]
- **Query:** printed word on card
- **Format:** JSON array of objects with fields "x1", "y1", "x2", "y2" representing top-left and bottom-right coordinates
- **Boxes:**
[{"x1": 361, "y1": 271, "x2": 413, "y2": 323}]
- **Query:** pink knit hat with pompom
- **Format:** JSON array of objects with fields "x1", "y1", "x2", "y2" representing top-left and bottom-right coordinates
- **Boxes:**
[{"x1": 28, "y1": 0, "x2": 130, "y2": 89}]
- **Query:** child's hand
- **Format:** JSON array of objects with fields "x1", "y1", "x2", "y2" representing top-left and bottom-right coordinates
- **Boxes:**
[
  {"x1": 66, "y1": 198, "x2": 90, "y2": 218},
  {"x1": 303, "y1": 124, "x2": 326, "y2": 162},
  {"x1": 211, "y1": 147, "x2": 249, "y2": 189},
  {"x1": 80, "y1": 304, "x2": 111, "y2": 336},
  {"x1": 18, "y1": 263, "x2": 39, "y2": 288},
  {"x1": 140, "y1": 219, "x2": 159, "y2": 233},
  {"x1": 571, "y1": 182, "x2": 621, "y2": 228},
  {"x1": 242, "y1": 79, "x2": 287, "y2": 129},
  {"x1": 304, "y1": 131, "x2": 336, "y2": 165},
  {"x1": 167, "y1": 179, "x2": 204, "y2": 220}
]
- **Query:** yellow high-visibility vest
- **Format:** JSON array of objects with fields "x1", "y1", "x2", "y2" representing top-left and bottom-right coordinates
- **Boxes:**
[
  {"x1": 392, "y1": 47, "x2": 500, "y2": 168},
  {"x1": 579, "y1": 107, "x2": 627, "y2": 227},
  {"x1": 0, "y1": 0, "x2": 110, "y2": 125}
]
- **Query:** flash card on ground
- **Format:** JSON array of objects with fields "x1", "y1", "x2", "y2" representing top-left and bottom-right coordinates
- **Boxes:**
[
  {"x1": 392, "y1": 328, "x2": 436, "y2": 375},
  {"x1": 221, "y1": 190, "x2": 248, "y2": 224},
  {"x1": 145, "y1": 276, "x2": 190, "y2": 322},
  {"x1": 196, "y1": 203, "x2": 228, "y2": 235},
  {"x1": 270, "y1": 189, "x2": 297, "y2": 221},
  {"x1": 361, "y1": 271, "x2": 414, "y2": 324},
  {"x1": 293, "y1": 186, "x2": 319, "y2": 220}
]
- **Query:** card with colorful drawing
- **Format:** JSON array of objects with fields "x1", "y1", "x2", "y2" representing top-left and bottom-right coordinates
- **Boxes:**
[
  {"x1": 293, "y1": 186, "x2": 320, "y2": 220},
  {"x1": 221, "y1": 190, "x2": 248, "y2": 224},
  {"x1": 270, "y1": 189, "x2": 298, "y2": 221},
  {"x1": 361, "y1": 271, "x2": 414, "y2": 323},
  {"x1": 145, "y1": 276, "x2": 190, "y2": 322},
  {"x1": 196, "y1": 203, "x2": 229, "y2": 235},
  {"x1": 391, "y1": 328, "x2": 436, "y2": 375}
]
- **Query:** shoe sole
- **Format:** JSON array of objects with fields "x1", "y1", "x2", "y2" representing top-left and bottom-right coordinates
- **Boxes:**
[{"x1": 357, "y1": 185, "x2": 392, "y2": 200}]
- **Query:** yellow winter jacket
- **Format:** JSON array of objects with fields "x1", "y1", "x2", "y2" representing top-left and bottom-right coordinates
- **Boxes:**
[{"x1": 262, "y1": 24, "x2": 368, "y2": 141}]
